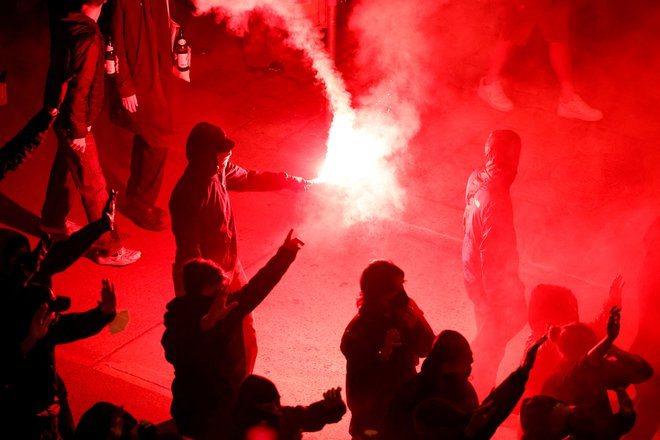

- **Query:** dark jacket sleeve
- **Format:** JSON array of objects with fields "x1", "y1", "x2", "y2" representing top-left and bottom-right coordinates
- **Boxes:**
[
  {"x1": 282, "y1": 399, "x2": 347, "y2": 433},
  {"x1": 225, "y1": 162, "x2": 297, "y2": 191},
  {"x1": 48, "y1": 307, "x2": 114, "y2": 345},
  {"x1": 33, "y1": 220, "x2": 107, "y2": 281},
  {"x1": 170, "y1": 189, "x2": 203, "y2": 296},
  {"x1": 466, "y1": 367, "x2": 530, "y2": 440},
  {"x1": 111, "y1": 0, "x2": 136, "y2": 98},
  {"x1": 229, "y1": 246, "x2": 297, "y2": 317},
  {"x1": 0, "y1": 109, "x2": 57, "y2": 181},
  {"x1": 63, "y1": 31, "x2": 101, "y2": 138}
]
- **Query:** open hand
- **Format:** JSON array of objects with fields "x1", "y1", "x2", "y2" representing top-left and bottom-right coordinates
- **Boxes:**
[
  {"x1": 99, "y1": 279, "x2": 117, "y2": 316},
  {"x1": 207, "y1": 294, "x2": 239, "y2": 324},
  {"x1": 282, "y1": 229, "x2": 305, "y2": 251},
  {"x1": 122, "y1": 94, "x2": 138, "y2": 113},
  {"x1": 608, "y1": 275, "x2": 624, "y2": 308},
  {"x1": 70, "y1": 137, "x2": 86, "y2": 153},
  {"x1": 522, "y1": 334, "x2": 548, "y2": 370},
  {"x1": 321, "y1": 387, "x2": 344, "y2": 409}
]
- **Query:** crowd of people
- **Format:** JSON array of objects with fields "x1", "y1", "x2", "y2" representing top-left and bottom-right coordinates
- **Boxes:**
[{"x1": 0, "y1": 0, "x2": 658, "y2": 439}]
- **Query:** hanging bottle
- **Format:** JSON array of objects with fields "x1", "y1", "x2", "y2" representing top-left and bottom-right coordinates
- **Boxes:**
[
  {"x1": 174, "y1": 27, "x2": 190, "y2": 72},
  {"x1": 105, "y1": 35, "x2": 117, "y2": 76}
]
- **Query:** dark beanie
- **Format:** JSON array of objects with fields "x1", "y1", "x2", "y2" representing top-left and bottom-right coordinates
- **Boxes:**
[{"x1": 186, "y1": 122, "x2": 235, "y2": 163}]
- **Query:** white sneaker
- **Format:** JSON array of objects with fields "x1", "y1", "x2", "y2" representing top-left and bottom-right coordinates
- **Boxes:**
[
  {"x1": 478, "y1": 77, "x2": 514, "y2": 112},
  {"x1": 557, "y1": 94, "x2": 603, "y2": 121},
  {"x1": 93, "y1": 247, "x2": 142, "y2": 267},
  {"x1": 40, "y1": 220, "x2": 82, "y2": 236}
]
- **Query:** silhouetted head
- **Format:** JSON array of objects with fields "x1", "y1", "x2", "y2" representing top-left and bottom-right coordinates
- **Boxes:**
[
  {"x1": 548, "y1": 322, "x2": 597, "y2": 361},
  {"x1": 528, "y1": 284, "x2": 579, "y2": 337},
  {"x1": 422, "y1": 330, "x2": 473, "y2": 380},
  {"x1": 520, "y1": 395, "x2": 572, "y2": 440},
  {"x1": 358, "y1": 260, "x2": 407, "y2": 314},
  {"x1": 75, "y1": 401, "x2": 160, "y2": 440},
  {"x1": 413, "y1": 398, "x2": 470, "y2": 440},
  {"x1": 13, "y1": 283, "x2": 70, "y2": 342},
  {"x1": 182, "y1": 258, "x2": 230, "y2": 298},
  {"x1": 186, "y1": 122, "x2": 235, "y2": 176},
  {"x1": 484, "y1": 130, "x2": 521, "y2": 185},
  {"x1": 235, "y1": 375, "x2": 282, "y2": 431}
]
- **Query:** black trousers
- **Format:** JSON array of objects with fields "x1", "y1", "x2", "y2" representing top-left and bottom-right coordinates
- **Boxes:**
[{"x1": 125, "y1": 134, "x2": 168, "y2": 208}]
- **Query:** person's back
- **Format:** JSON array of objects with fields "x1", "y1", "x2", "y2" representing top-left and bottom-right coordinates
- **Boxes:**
[{"x1": 162, "y1": 293, "x2": 245, "y2": 438}]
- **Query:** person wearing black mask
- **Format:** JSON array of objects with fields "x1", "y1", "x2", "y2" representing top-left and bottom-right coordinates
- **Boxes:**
[{"x1": 340, "y1": 260, "x2": 434, "y2": 439}]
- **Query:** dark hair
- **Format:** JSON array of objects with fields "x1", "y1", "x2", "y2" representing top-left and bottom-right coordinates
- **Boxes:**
[
  {"x1": 528, "y1": 284, "x2": 579, "y2": 336},
  {"x1": 421, "y1": 330, "x2": 472, "y2": 375},
  {"x1": 182, "y1": 258, "x2": 227, "y2": 297},
  {"x1": 359, "y1": 260, "x2": 404, "y2": 305},
  {"x1": 549, "y1": 322, "x2": 597, "y2": 360}
]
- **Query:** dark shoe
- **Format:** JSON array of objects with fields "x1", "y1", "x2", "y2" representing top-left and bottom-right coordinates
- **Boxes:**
[{"x1": 125, "y1": 204, "x2": 168, "y2": 232}]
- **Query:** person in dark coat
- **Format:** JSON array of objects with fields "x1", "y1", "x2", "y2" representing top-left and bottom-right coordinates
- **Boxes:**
[
  {"x1": 410, "y1": 335, "x2": 546, "y2": 440},
  {"x1": 383, "y1": 330, "x2": 479, "y2": 440},
  {"x1": 520, "y1": 389, "x2": 636, "y2": 440},
  {"x1": 161, "y1": 230, "x2": 303, "y2": 440},
  {"x1": 0, "y1": 281, "x2": 117, "y2": 439},
  {"x1": 541, "y1": 308, "x2": 653, "y2": 440},
  {"x1": 462, "y1": 129, "x2": 527, "y2": 396},
  {"x1": 168, "y1": 121, "x2": 311, "y2": 378},
  {"x1": 110, "y1": 0, "x2": 175, "y2": 231},
  {"x1": 40, "y1": 0, "x2": 140, "y2": 266},
  {"x1": 341, "y1": 260, "x2": 435, "y2": 439},
  {"x1": 627, "y1": 216, "x2": 660, "y2": 440},
  {"x1": 228, "y1": 375, "x2": 346, "y2": 440}
]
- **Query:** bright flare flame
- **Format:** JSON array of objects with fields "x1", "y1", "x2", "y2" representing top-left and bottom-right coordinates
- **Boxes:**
[
  {"x1": 315, "y1": 110, "x2": 404, "y2": 223},
  {"x1": 194, "y1": 0, "x2": 406, "y2": 223}
]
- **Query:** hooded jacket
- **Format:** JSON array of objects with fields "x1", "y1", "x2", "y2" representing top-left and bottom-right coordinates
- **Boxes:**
[
  {"x1": 169, "y1": 160, "x2": 300, "y2": 295},
  {"x1": 161, "y1": 245, "x2": 297, "y2": 439},
  {"x1": 45, "y1": 12, "x2": 104, "y2": 139},
  {"x1": 462, "y1": 131, "x2": 524, "y2": 311}
]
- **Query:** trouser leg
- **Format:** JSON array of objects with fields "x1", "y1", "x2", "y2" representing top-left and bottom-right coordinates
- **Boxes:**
[{"x1": 126, "y1": 134, "x2": 168, "y2": 207}]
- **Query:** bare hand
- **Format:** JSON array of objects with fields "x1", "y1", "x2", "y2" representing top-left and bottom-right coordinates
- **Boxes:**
[
  {"x1": 608, "y1": 275, "x2": 624, "y2": 308},
  {"x1": 290, "y1": 176, "x2": 313, "y2": 191},
  {"x1": 522, "y1": 334, "x2": 548, "y2": 370},
  {"x1": 207, "y1": 294, "x2": 239, "y2": 324},
  {"x1": 607, "y1": 306, "x2": 621, "y2": 341},
  {"x1": 98, "y1": 279, "x2": 117, "y2": 316},
  {"x1": 101, "y1": 189, "x2": 117, "y2": 232},
  {"x1": 70, "y1": 137, "x2": 86, "y2": 153},
  {"x1": 282, "y1": 229, "x2": 305, "y2": 251},
  {"x1": 122, "y1": 94, "x2": 138, "y2": 113},
  {"x1": 29, "y1": 303, "x2": 55, "y2": 343},
  {"x1": 321, "y1": 387, "x2": 344, "y2": 409},
  {"x1": 396, "y1": 303, "x2": 418, "y2": 329},
  {"x1": 380, "y1": 328, "x2": 402, "y2": 360}
]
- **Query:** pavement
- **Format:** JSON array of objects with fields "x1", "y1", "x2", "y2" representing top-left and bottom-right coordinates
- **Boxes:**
[{"x1": 1, "y1": 1, "x2": 659, "y2": 438}]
